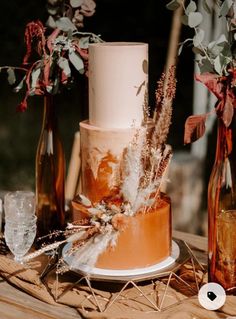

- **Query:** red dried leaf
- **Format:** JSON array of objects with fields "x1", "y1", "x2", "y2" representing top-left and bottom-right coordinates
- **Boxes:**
[
  {"x1": 74, "y1": 45, "x2": 89, "y2": 60},
  {"x1": 195, "y1": 73, "x2": 225, "y2": 100},
  {"x1": 17, "y1": 99, "x2": 27, "y2": 112},
  {"x1": 222, "y1": 92, "x2": 234, "y2": 127},
  {"x1": 43, "y1": 58, "x2": 51, "y2": 87},
  {"x1": 184, "y1": 114, "x2": 207, "y2": 144},
  {"x1": 23, "y1": 20, "x2": 46, "y2": 64}
]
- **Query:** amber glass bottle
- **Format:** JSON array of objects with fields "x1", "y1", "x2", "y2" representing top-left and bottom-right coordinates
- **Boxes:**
[
  {"x1": 35, "y1": 95, "x2": 65, "y2": 243},
  {"x1": 208, "y1": 116, "x2": 236, "y2": 294}
]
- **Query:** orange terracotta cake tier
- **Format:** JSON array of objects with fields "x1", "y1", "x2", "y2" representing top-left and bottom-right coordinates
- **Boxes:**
[
  {"x1": 96, "y1": 196, "x2": 171, "y2": 270},
  {"x1": 79, "y1": 120, "x2": 142, "y2": 204}
]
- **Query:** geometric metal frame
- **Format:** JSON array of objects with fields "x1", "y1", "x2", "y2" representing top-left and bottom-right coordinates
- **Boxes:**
[{"x1": 55, "y1": 239, "x2": 207, "y2": 313}]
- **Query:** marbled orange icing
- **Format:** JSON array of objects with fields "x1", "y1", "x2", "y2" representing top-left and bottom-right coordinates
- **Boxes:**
[{"x1": 83, "y1": 151, "x2": 119, "y2": 203}]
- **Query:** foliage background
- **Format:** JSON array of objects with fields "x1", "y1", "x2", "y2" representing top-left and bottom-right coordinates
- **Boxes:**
[{"x1": 0, "y1": 0, "x2": 194, "y2": 191}]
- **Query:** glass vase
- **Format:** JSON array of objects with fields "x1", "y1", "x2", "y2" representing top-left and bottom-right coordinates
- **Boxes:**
[
  {"x1": 35, "y1": 95, "x2": 65, "y2": 244},
  {"x1": 208, "y1": 116, "x2": 236, "y2": 294}
]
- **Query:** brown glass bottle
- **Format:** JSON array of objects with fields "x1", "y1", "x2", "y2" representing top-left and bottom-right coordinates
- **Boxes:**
[
  {"x1": 208, "y1": 116, "x2": 236, "y2": 294},
  {"x1": 35, "y1": 95, "x2": 65, "y2": 243}
]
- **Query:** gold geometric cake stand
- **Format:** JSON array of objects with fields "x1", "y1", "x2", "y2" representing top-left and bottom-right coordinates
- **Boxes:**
[{"x1": 54, "y1": 239, "x2": 207, "y2": 313}]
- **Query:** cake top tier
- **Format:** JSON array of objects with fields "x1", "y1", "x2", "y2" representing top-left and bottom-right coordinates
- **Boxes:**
[{"x1": 88, "y1": 42, "x2": 148, "y2": 129}]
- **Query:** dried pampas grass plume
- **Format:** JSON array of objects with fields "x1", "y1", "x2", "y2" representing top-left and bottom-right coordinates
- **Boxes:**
[{"x1": 152, "y1": 65, "x2": 176, "y2": 148}]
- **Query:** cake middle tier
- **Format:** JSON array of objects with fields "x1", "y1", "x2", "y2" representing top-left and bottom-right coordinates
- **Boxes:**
[{"x1": 80, "y1": 120, "x2": 142, "y2": 204}]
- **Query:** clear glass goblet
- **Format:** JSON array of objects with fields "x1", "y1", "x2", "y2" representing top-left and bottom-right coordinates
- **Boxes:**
[
  {"x1": 4, "y1": 216, "x2": 37, "y2": 264},
  {"x1": 4, "y1": 191, "x2": 35, "y2": 220}
]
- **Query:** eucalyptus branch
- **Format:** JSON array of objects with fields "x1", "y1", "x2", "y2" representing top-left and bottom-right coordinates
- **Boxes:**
[
  {"x1": 72, "y1": 31, "x2": 103, "y2": 42},
  {"x1": 0, "y1": 66, "x2": 28, "y2": 73}
]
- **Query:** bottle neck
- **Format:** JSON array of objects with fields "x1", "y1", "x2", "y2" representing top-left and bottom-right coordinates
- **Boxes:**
[
  {"x1": 215, "y1": 116, "x2": 236, "y2": 162},
  {"x1": 42, "y1": 95, "x2": 57, "y2": 130}
]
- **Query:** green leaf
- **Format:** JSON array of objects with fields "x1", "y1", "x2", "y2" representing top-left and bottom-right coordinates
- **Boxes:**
[
  {"x1": 214, "y1": 55, "x2": 222, "y2": 74},
  {"x1": 56, "y1": 17, "x2": 76, "y2": 32},
  {"x1": 70, "y1": 0, "x2": 83, "y2": 8},
  {"x1": 69, "y1": 51, "x2": 84, "y2": 73},
  {"x1": 46, "y1": 15, "x2": 57, "y2": 29},
  {"x1": 181, "y1": 14, "x2": 189, "y2": 25},
  {"x1": 58, "y1": 57, "x2": 71, "y2": 77},
  {"x1": 46, "y1": 85, "x2": 53, "y2": 93},
  {"x1": 185, "y1": 1, "x2": 197, "y2": 15},
  {"x1": 192, "y1": 46, "x2": 205, "y2": 55},
  {"x1": 198, "y1": 58, "x2": 214, "y2": 73},
  {"x1": 193, "y1": 28, "x2": 205, "y2": 47},
  {"x1": 220, "y1": 0, "x2": 233, "y2": 16},
  {"x1": 7, "y1": 68, "x2": 16, "y2": 85},
  {"x1": 178, "y1": 38, "x2": 192, "y2": 55},
  {"x1": 166, "y1": 0, "x2": 181, "y2": 10},
  {"x1": 208, "y1": 34, "x2": 229, "y2": 56},
  {"x1": 31, "y1": 68, "x2": 41, "y2": 89},
  {"x1": 202, "y1": 0, "x2": 212, "y2": 14},
  {"x1": 79, "y1": 37, "x2": 90, "y2": 49},
  {"x1": 188, "y1": 12, "x2": 203, "y2": 27}
]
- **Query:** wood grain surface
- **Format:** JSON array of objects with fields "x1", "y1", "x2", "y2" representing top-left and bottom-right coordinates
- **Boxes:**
[{"x1": 0, "y1": 231, "x2": 207, "y2": 319}]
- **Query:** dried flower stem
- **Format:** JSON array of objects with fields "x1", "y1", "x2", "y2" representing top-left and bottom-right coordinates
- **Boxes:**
[{"x1": 151, "y1": 66, "x2": 176, "y2": 148}]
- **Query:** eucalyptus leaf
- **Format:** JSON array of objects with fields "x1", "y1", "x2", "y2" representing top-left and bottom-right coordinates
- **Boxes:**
[
  {"x1": 192, "y1": 46, "x2": 205, "y2": 55},
  {"x1": 185, "y1": 1, "x2": 197, "y2": 15},
  {"x1": 188, "y1": 12, "x2": 203, "y2": 27},
  {"x1": 202, "y1": 0, "x2": 212, "y2": 14},
  {"x1": 31, "y1": 68, "x2": 41, "y2": 89},
  {"x1": 193, "y1": 28, "x2": 205, "y2": 47},
  {"x1": 216, "y1": 34, "x2": 228, "y2": 45},
  {"x1": 178, "y1": 38, "x2": 192, "y2": 55},
  {"x1": 69, "y1": 51, "x2": 84, "y2": 73},
  {"x1": 46, "y1": 15, "x2": 57, "y2": 29},
  {"x1": 166, "y1": 0, "x2": 180, "y2": 11},
  {"x1": 7, "y1": 68, "x2": 16, "y2": 85},
  {"x1": 58, "y1": 57, "x2": 71, "y2": 77},
  {"x1": 220, "y1": 0, "x2": 233, "y2": 16},
  {"x1": 46, "y1": 85, "x2": 53, "y2": 93},
  {"x1": 79, "y1": 36, "x2": 90, "y2": 49},
  {"x1": 56, "y1": 17, "x2": 76, "y2": 32},
  {"x1": 181, "y1": 14, "x2": 189, "y2": 25},
  {"x1": 13, "y1": 76, "x2": 26, "y2": 93},
  {"x1": 214, "y1": 55, "x2": 222, "y2": 74},
  {"x1": 208, "y1": 35, "x2": 228, "y2": 56},
  {"x1": 198, "y1": 58, "x2": 214, "y2": 73},
  {"x1": 70, "y1": 0, "x2": 84, "y2": 8}
]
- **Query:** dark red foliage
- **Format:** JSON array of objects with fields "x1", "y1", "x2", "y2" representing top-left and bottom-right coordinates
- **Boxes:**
[{"x1": 23, "y1": 20, "x2": 46, "y2": 65}]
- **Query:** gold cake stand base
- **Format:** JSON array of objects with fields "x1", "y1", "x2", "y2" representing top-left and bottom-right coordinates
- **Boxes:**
[{"x1": 53, "y1": 239, "x2": 207, "y2": 313}]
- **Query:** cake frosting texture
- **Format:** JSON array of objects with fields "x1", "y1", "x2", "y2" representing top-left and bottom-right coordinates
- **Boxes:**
[
  {"x1": 95, "y1": 195, "x2": 171, "y2": 269},
  {"x1": 89, "y1": 42, "x2": 148, "y2": 128}
]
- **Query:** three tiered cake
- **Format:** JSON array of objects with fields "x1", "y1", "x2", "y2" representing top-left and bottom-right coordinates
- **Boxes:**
[{"x1": 72, "y1": 42, "x2": 172, "y2": 270}]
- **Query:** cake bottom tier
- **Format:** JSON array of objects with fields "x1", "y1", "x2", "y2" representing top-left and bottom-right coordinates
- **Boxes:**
[{"x1": 95, "y1": 196, "x2": 171, "y2": 270}]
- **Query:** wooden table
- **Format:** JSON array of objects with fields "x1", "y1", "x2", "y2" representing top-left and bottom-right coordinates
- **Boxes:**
[{"x1": 0, "y1": 231, "x2": 207, "y2": 319}]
